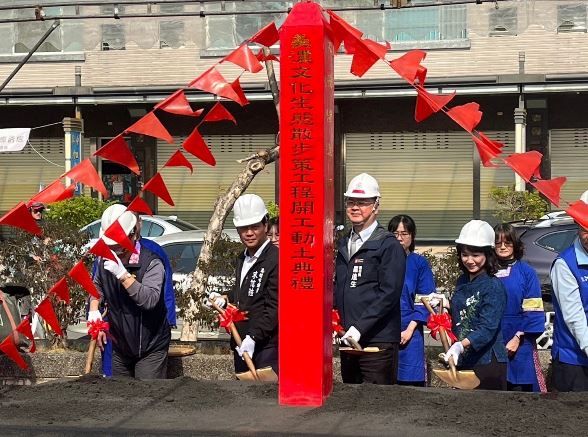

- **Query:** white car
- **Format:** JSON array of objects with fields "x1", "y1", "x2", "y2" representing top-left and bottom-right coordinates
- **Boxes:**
[{"x1": 81, "y1": 215, "x2": 201, "y2": 240}]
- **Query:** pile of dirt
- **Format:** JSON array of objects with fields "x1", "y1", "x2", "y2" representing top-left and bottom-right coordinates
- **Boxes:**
[{"x1": 0, "y1": 376, "x2": 584, "y2": 436}]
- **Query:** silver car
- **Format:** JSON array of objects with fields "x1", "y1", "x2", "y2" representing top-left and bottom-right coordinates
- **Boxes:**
[{"x1": 81, "y1": 215, "x2": 201, "y2": 240}]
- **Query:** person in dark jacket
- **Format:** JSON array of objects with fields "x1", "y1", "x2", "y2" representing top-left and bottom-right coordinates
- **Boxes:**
[
  {"x1": 89, "y1": 204, "x2": 170, "y2": 379},
  {"x1": 207, "y1": 194, "x2": 279, "y2": 374},
  {"x1": 446, "y1": 220, "x2": 508, "y2": 390},
  {"x1": 334, "y1": 173, "x2": 406, "y2": 385}
]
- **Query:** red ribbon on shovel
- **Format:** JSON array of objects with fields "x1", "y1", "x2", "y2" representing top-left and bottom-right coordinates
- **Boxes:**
[
  {"x1": 332, "y1": 309, "x2": 344, "y2": 334},
  {"x1": 87, "y1": 320, "x2": 110, "y2": 340},
  {"x1": 218, "y1": 306, "x2": 247, "y2": 333},
  {"x1": 427, "y1": 313, "x2": 458, "y2": 343}
]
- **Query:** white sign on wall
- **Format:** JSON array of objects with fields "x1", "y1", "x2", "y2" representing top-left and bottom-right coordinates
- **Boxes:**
[{"x1": 0, "y1": 128, "x2": 31, "y2": 152}]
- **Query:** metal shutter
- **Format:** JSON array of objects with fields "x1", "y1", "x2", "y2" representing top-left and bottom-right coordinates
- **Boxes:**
[
  {"x1": 550, "y1": 129, "x2": 588, "y2": 203},
  {"x1": 156, "y1": 134, "x2": 276, "y2": 228},
  {"x1": 345, "y1": 130, "x2": 514, "y2": 240}
]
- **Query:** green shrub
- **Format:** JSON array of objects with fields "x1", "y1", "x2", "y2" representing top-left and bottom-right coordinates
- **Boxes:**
[
  {"x1": 45, "y1": 196, "x2": 114, "y2": 229},
  {"x1": 489, "y1": 186, "x2": 550, "y2": 223},
  {"x1": 422, "y1": 247, "x2": 461, "y2": 296},
  {"x1": 267, "y1": 201, "x2": 279, "y2": 220}
]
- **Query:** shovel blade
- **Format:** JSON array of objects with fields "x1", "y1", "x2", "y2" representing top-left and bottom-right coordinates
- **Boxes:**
[
  {"x1": 433, "y1": 368, "x2": 480, "y2": 390},
  {"x1": 256, "y1": 367, "x2": 278, "y2": 383},
  {"x1": 236, "y1": 370, "x2": 257, "y2": 381}
]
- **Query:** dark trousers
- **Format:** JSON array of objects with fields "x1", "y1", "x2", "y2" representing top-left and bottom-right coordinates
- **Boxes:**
[
  {"x1": 233, "y1": 344, "x2": 278, "y2": 375},
  {"x1": 340, "y1": 342, "x2": 399, "y2": 385},
  {"x1": 113, "y1": 348, "x2": 168, "y2": 379},
  {"x1": 552, "y1": 358, "x2": 588, "y2": 392},
  {"x1": 472, "y1": 355, "x2": 507, "y2": 390}
]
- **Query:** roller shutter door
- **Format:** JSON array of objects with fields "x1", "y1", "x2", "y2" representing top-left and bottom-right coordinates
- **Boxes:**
[
  {"x1": 345, "y1": 131, "x2": 514, "y2": 240},
  {"x1": 156, "y1": 134, "x2": 276, "y2": 228},
  {"x1": 550, "y1": 129, "x2": 588, "y2": 203}
]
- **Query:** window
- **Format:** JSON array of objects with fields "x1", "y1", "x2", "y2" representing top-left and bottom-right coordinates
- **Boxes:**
[
  {"x1": 146, "y1": 223, "x2": 165, "y2": 238},
  {"x1": 557, "y1": 4, "x2": 587, "y2": 33},
  {"x1": 163, "y1": 242, "x2": 203, "y2": 274},
  {"x1": 159, "y1": 3, "x2": 185, "y2": 48},
  {"x1": 489, "y1": 6, "x2": 518, "y2": 36},
  {"x1": 163, "y1": 219, "x2": 199, "y2": 231},
  {"x1": 101, "y1": 5, "x2": 125, "y2": 50},
  {"x1": 535, "y1": 230, "x2": 577, "y2": 253},
  {"x1": 83, "y1": 222, "x2": 102, "y2": 239}
]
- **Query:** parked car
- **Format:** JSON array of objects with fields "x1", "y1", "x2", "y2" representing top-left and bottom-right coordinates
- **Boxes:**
[{"x1": 81, "y1": 215, "x2": 201, "y2": 241}]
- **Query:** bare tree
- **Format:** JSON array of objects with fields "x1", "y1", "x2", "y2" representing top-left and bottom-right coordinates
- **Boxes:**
[{"x1": 180, "y1": 49, "x2": 280, "y2": 340}]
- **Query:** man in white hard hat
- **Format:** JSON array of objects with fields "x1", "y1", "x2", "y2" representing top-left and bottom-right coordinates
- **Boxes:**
[
  {"x1": 207, "y1": 194, "x2": 279, "y2": 375},
  {"x1": 334, "y1": 173, "x2": 406, "y2": 384},
  {"x1": 88, "y1": 204, "x2": 171, "y2": 379},
  {"x1": 550, "y1": 189, "x2": 588, "y2": 391}
]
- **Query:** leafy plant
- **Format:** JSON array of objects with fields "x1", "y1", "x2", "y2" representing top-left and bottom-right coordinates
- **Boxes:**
[
  {"x1": 45, "y1": 196, "x2": 114, "y2": 229},
  {"x1": 489, "y1": 186, "x2": 549, "y2": 223},
  {"x1": 267, "y1": 201, "x2": 279, "y2": 220},
  {"x1": 421, "y1": 247, "x2": 461, "y2": 296},
  {"x1": 0, "y1": 220, "x2": 92, "y2": 348}
]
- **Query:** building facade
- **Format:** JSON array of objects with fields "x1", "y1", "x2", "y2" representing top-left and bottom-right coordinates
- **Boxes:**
[{"x1": 0, "y1": 0, "x2": 587, "y2": 239}]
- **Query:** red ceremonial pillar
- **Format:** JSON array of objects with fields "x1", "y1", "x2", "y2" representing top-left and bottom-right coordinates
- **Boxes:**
[{"x1": 278, "y1": 2, "x2": 335, "y2": 406}]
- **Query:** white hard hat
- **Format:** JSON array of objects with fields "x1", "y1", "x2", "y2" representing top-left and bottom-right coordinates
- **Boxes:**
[
  {"x1": 581, "y1": 190, "x2": 588, "y2": 204},
  {"x1": 455, "y1": 220, "x2": 495, "y2": 248},
  {"x1": 344, "y1": 173, "x2": 381, "y2": 198},
  {"x1": 100, "y1": 204, "x2": 137, "y2": 246},
  {"x1": 233, "y1": 194, "x2": 268, "y2": 227}
]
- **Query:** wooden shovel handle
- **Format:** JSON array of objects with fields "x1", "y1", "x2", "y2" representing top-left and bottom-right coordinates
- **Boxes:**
[
  {"x1": 421, "y1": 297, "x2": 458, "y2": 377},
  {"x1": 211, "y1": 301, "x2": 259, "y2": 381},
  {"x1": 84, "y1": 340, "x2": 97, "y2": 374}
]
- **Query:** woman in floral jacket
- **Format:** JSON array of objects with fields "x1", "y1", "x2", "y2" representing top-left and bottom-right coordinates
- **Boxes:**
[{"x1": 443, "y1": 220, "x2": 508, "y2": 390}]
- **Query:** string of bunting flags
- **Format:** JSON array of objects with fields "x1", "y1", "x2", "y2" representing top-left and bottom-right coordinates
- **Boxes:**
[{"x1": 0, "y1": 5, "x2": 587, "y2": 370}]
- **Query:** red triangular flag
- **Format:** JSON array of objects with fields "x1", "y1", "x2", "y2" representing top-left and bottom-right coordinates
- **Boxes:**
[
  {"x1": 390, "y1": 50, "x2": 427, "y2": 84},
  {"x1": 256, "y1": 49, "x2": 279, "y2": 63},
  {"x1": 363, "y1": 39, "x2": 388, "y2": 60},
  {"x1": 349, "y1": 42, "x2": 380, "y2": 77},
  {"x1": 103, "y1": 220, "x2": 136, "y2": 253},
  {"x1": 16, "y1": 317, "x2": 35, "y2": 353},
  {"x1": 223, "y1": 43, "x2": 263, "y2": 73},
  {"x1": 89, "y1": 238, "x2": 117, "y2": 262},
  {"x1": 566, "y1": 200, "x2": 588, "y2": 230},
  {"x1": 328, "y1": 10, "x2": 364, "y2": 52},
  {"x1": 503, "y1": 151, "x2": 543, "y2": 183},
  {"x1": 143, "y1": 173, "x2": 175, "y2": 207},
  {"x1": 35, "y1": 298, "x2": 63, "y2": 337},
  {"x1": 31, "y1": 179, "x2": 72, "y2": 204},
  {"x1": 127, "y1": 196, "x2": 153, "y2": 216},
  {"x1": 68, "y1": 260, "x2": 100, "y2": 299},
  {"x1": 0, "y1": 202, "x2": 42, "y2": 235},
  {"x1": 182, "y1": 127, "x2": 216, "y2": 167},
  {"x1": 415, "y1": 87, "x2": 455, "y2": 122},
  {"x1": 202, "y1": 102, "x2": 237, "y2": 124},
  {"x1": 126, "y1": 111, "x2": 174, "y2": 144},
  {"x1": 249, "y1": 22, "x2": 279, "y2": 47},
  {"x1": 49, "y1": 277, "x2": 71, "y2": 304},
  {"x1": 0, "y1": 335, "x2": 27, "y2": 369},
  {"x1": 230, "y1": 77, "x2": 249, "y2": 106},
  {"x1": 531, "y1": 177, "x2": 567, "y2": 208},
  {"x1": 472, "y1": 132, "x2": 504, "y2": 168},
  {"x1": 155, "y1": 90, "x2": 204, "y2": 118},
  {"x1": 447, "y1": 102, "x2": 483, "y2": 132},
  {"x1": 64, "y1": 159, "x2": 108, "y2": 197},
  {"x1": 54, "y1": 183, "x2": 76, "y2": 202},
  {"x1": 93, "y1": 135, "x2": 140, "y2": 175},
  {"x1": 189, "y1": 67, "x2": 241, "y2": 104},
  {"x1": 164, "y1": 150, "x2": 193, "y2": 174}
]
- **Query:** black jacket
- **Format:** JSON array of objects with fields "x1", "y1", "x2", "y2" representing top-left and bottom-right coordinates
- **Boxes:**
[
  {"x1": 229, "y1": 241, "x2": 278, "y2": 348},
  {"x1": 335, "y1": 225, "x2": 406, "y2": 344},
  {"x1": 95, "y1": 245, "x2": 171, "y2": 358}
]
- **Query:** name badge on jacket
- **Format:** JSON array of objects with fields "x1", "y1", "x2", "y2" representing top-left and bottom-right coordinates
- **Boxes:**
[
  {"x1": 248, "y1": 267, "x2": 265, "y2": 296},
  {"x1": 350, "y1": 265, "x2": 363, "y2": 288}
]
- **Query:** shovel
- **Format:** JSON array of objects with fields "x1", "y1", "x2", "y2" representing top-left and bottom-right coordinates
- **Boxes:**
[
  {"x1": 421, "y1": 297, "x2": 480, "y2": 390},
  {"x1": 211, "y1": 302, "x2": 277, "y2": 383},
  {"x1": 84, "y1": 309, "x2": 107, "y2": 375}
]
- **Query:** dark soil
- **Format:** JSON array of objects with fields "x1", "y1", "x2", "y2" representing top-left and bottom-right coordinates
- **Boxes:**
[{"x1": 0, "y1": 375, "x2": 583, "y2": 436}]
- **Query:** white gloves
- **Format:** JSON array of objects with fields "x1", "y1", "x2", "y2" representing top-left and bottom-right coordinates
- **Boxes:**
[
  {"x1": 428, "y1": 293, "x2": 449, "y2": 309},
  {"x1": 203, "y1": 292, "x2": 227, "y2": 310},
  {"x1": 88, "y1": 310, "x2": 102, "y2": 322},
  {"x1": 237, "y1": 335, "x2": 255, "y2": 359},
  {"x1": 104, "y1": 253, "x2": 128, "y2": 280},
  {"x1": 442, "y1": 341, "x2": 464, "y2": 365},
  {"x1": 341, "y1": 326, "x2": 361, "y2": 347}
]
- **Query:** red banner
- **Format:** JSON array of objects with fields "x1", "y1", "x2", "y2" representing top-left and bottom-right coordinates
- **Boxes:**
[{"x1": 279, "y1": 1, "x2": 334, "y2": 407}]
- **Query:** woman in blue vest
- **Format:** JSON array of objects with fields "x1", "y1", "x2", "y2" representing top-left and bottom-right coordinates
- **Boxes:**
[
  {"x1": 388, "y1": 215, "x2": 437, "y2": 386},
  {"x1": 494, "y1": 223, "x2": 546, "y2": 392},
  {"x1": 444, "y1": 220, "x2": 508, "y2": 390}
]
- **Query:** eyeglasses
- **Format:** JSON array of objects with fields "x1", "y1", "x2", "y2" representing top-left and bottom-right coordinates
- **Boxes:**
[
  {"x1": 32, "y1": 209, "x2": 44, "y2": 214},
  {"x1": 345, "y1": 199, "x2": 375, "y2": 208},
  {"x1": 495, "y1": 240, "x2": 513, "y2": 247},
  {"x1": 393, "y1": 231, "x2": 411, "y2": 238}
]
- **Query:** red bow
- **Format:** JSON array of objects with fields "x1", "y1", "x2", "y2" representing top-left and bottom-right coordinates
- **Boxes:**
[
  {"x1": 332, "y1": 309, "x2": 344, "y2": 334},
  {"x1": 218, "y1": 306, "x2": 247, "y2": 333},
  {"x1": 427, "y1": 313, "x2": 458, "y2": 343},
  {"x1": 87, "y1": 320, "x2": 110, "y2": 340}
]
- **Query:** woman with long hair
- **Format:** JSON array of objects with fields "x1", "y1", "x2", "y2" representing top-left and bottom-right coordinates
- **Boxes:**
[
  {"x1": 388, "y1": 215, "x2": 437, "y2": 386},
  {"x1": 444, "y1": 220, "x2": 508, "y2": 390},
  {"x1": 494, "y1": 223, "x2": 546, "y2": 392}
]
